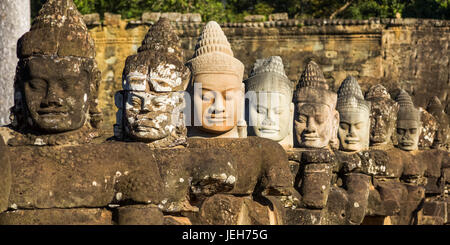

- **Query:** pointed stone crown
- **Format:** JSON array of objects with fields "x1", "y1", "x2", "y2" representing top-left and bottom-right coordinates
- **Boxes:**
[
  {"x1": 336, "y1": 76, "x2": 370, "y2": 113},
  {"x1": 138, "y1": 18, "x2": 182, "y2": 58},
  {"x1": 427, "y1": 96, "x2": 444, "y2": 115},
  {"x1": 396, "y1": 89, "x2": 421, "y2": 122},
  {"x1": 365, "y1": 84, "x2": 391, "y2": 100},
  {"x1": 294, "y1": 61, "x2": 336, "y2": 108},
  {"x1": 245, "y1": 56, "x2": 293, "y2": 98},
  {"x1": 426, "y1": 96, "x2": 448, "y2": 124},
  {"x1": 122, "y1": 18, "x2": 189, "y2": 92},
  {"x1": 186, "y1": 21, "x2": 244, "y2": 79},
  {"x1": 297, "y1": 61, "x2": 328, "y2": 90},
  {"x1": 18, "y1": 0, "x2": 95, "y2": 59}
]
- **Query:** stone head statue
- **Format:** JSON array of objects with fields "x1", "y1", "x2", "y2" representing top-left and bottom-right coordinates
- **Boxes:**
[
  {"x1": 427, "y1": 96, "x2": 449, "y2": 149},
  {"x1": 365, "y1": 84, "x2": 399, "y2": 148},
  {"x1": 294, "y1": 61, "x2": 339, "y2": 149},
  {"x1": 114, "y1": 18, "x2": 189, "y2": 147},
  {"x1": 336, "y1": 76, "x2": 371, "y2": 152},
  {"x1": 395, "y1": 90, "x2": 422, "y2": 151},
  {"x1": 186, "y1": 21, "x2": 245, "y2": 138},
  {"x1": 11, "y1": 0, "x2": 101, "y2": 137},
  {"x1": 245, "y1": 56, "x2": 294, "y2": 148}
]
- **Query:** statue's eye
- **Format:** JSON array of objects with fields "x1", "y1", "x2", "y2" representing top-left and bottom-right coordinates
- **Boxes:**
[
  {"x1": 28, "y1": 79, "x2": 47, "y2": 90},
  {"x1": 355, "y1": 123, "x2": 362, "y2": 130},
  {"x1": 340, "y1": 123, "x2": 349, "y2": 130},
  {"x1": 132, "y1": 98, "x2": 141, "y2": 107},
  {"x1": 257, "y1": 107, "x2": 266, "y2": 114},
  {"x1": 274, "y1": 109, "x2": 283, "y2": 115},
  {"x1": 298, "y1": 115, "x2": 307, "y2": 123},
  {"x1": 409, "y1": 128, "x2": 417, "y2": 134},
  {"x1": 316, "y1": 116, "x2": 325, "y2": 124},
  {"x1": 397, "y1": 128, "x2": 405, "y2": 135},
  {"x1": 202, "y1": 93, "x2": 214, "y2": 101}
]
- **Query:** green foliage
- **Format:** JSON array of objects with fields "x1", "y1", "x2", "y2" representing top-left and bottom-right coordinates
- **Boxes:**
[{"x1": 30, "y1": 0, "x2": 450, "y2": 21}]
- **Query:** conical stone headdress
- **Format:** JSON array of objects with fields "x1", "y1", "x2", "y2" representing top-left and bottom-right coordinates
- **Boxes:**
[
  {"x1": 427, "y1": 96, "x2": 444, "y2": 116},
  {"x1": 245, "y1": 56, "x2": 293, "y2": 99},
  {"x1": 297, "y1": 61, "x2": 328, "y2": 90},
  {"x1": 336, "y1": 76, "x2": 371, "y2": 113},
  {"x1": 18, "y1": 0, "x2": 95, "y2": 59},
  {"x1": 294, "y1": 61, "x2": 336, "y2": 108},
  {"x1": 186, "y1": 21, "x2": 244, "y2": 80},
  {"x1": 365, "y1": 84, "x2": 391, "y2": 100},
  {"x1": 122, "y1": 18, "x2": 189, "y2": 92},
  {"x1": 396, "y1": 89, "x2": 421, "y2": 122}
]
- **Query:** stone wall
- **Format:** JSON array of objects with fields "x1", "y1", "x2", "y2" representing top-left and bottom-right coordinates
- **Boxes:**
[{"x1": 87, "y1": 16, "x2": 449, "y2": 134}]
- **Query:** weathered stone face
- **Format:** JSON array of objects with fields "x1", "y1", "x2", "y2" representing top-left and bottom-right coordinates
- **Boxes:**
[
  {"x1": 249, "y1": 92, "x2": 292, "y2": 142},
  {"x1": 294, "y1": 102, "x2": 336, "y2": 148},
  {"x1": 395, "y1": 90, "x2": 422, "y2": 151},
  {"x1": 336, "y1": 76, "x2": 371, "y2": 152},
  {"x1": 427, "y1": 96, "x2": 450, "y2": 149},
  {"x1": 192, "y1": 73, "x2": 241, "y2": 134},
  {"x1": 19, "y1": 56, "x2": 91, "y2": 133},
  {"x1": 115, "y1": 18, "x2": 188, "y2": 147},
  {"x1": 186, "y1": 21, "x2": 245, "y2": 138},
  {"x1": 397, "y1": 120, "x2": 422, "y2": 151},
  {"x1": 246, "y1": 56, "x2": 294, "y2": 146},
  {"x1": 124, "y1": 91, "x2": 183, "y2": 141},
  {"x1": 365, "y1": 85, "x2": 398, "y2": 147},
  {"x1": 338, "y1": 109, "x2": 370, "y2": 152}
]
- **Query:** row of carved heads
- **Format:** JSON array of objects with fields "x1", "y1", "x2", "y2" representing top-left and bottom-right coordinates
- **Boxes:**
[{"x1": 11, "y1": 0, "x2": 448, "y2": 151}]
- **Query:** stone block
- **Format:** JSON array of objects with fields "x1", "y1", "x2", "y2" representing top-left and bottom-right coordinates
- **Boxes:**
[
  {"x1": 164, "y1": 216, "x2": 192, "y2": 225},
  {"x1": 104, "y1": 13, "x2": 121, "y2": 26},
  {"x1": 181, "y1": 13, "x2": 202, "y2": 23},
  {"x1": 424, "y1": 176, "x2": 445, "y2": 195},
  {"x1": 142, "y1": 12, "x2": 161, "y2": 23},
  {"x1": 269, "y1": 13, "x2": 288, "y2": 21},
  {"x1": 344, "y1": 173, "x2": 371, "y2": 225},
  {"x1": 375, "y1": 181, "x2": 408, "y2": 215},
  {"x1": 0, "y1": 208, "x2": 112, "y2": 225},
  {"x1": 199, "y1": 194, "x2": 270, "y2": 225},
  {"x1": 366, "y1": 188, "x2": 385, "y2": 216},
  {"x1": 324, "y1": 187, "x2": 349, "y2": 225},
  {"x1": 300, "y1": 164, "x2": 332, "y2": 209},
  {"x1": 422, "y1": 200, "x2": 447, "y2": 220},
  {"x1": 444, "y1": 168, "x2": 450, "y2": 184},
  {"x1": 117, "y1": 205, "x2": 164, "y2": 225},
  {"x1": 244, "y1": 15, "x2": 265, "y2": 22},
  {"x1": 300, "y1": 149, "x2": 335, "y2": 164},
  {"x1": 161, "y1": 12, "x2": 182, "y2": 22},
  {"x1": 83, "y1": 13, "x2": 101, "y2": 26},
  {"x1": 6, "y1": 138, "x2": 295, "y2": 212}
]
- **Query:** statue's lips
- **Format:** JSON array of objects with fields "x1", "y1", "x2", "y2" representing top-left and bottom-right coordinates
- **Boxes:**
[
  {"x1": 37, "y1": 109, "x2": 68, "y2": 116},
  {"x1": 303, "y1": 134, "x2": 320, "y2": 141},
  {"x1": 134, "y1": 125, "x2": 159, "y2": 132},
  {"x1": 259, "y1": 128, "x2": 280, "y2": 134},
  {"x1": 401, "y1": 141, "x2": 414, "y2": 146},
  {"x1": 206, "y1": 116, "x2": 228, "y2": 123},
  {"x1": 345, "y1": 138, "x2": 360, "y2": 144}
]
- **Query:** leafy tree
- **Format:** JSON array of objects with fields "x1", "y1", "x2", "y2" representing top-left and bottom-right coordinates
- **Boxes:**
[{"x1": 30, "y1": 0, "x2": 450, "y2": 21}]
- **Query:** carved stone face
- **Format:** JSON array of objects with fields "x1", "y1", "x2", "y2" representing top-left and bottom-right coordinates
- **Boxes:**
[
  {"x1": 193, "y1": 73, "x2": 240, "y2": 134},
  {"x1": 249, "y1": 92, "x2": 293, "y2": 142},
  {"x1": 338, "y1": 110, "x2": 370, "y2": 152},
  {"x1": 295, "y1": 103, "x2": 336, "y2": 148},
  {"x1": 396, "y1": 120, "x2": 421, "y2": 151},
  {"x1": 124, "y1": 91, "x2": 181, "y2": 141},
  {"x1": 22, "y1": 56, "x2": 90, "y2": 133},
  {"x1": 369, "y1": 99, "x2": 398, "y2": 145},
  {"x1": 434, "y1": 124, "x2": 449, "y2": 147}
]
